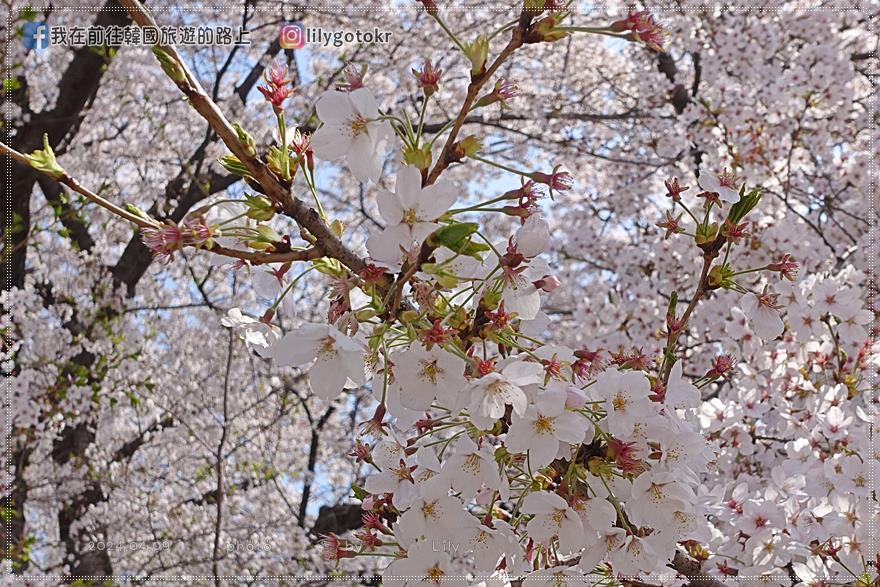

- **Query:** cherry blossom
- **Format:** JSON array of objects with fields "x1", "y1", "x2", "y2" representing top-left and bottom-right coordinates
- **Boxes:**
[
  {"x1": 465, "y1": 360, "x2": 544, "y2": 429},
  {"x1": 366, "y1": 165, "x2": 457, "y2": 265},
  {"x1": 593, "y1": 368, "x2": 655, "y2": 438},
  {"x1": 521, "y1": 491, "x2": 585, "y2": 555},
  {"x1": 4, "y1": 4, "x2": 874, "y2": 585},
  {"x1": 392, "y1": 344, "x2": 467, "y2": 411},
  {"x1": 311, "y1": 88, "x2": 392, "y2": 182},
  {"x1": 269, "y1": 323, "x2": 366, "y2": 400},
  {"x1": 505, "y1": 387, "x2": 588, "y2": 468},
  {"x1": 741, "y1": 291, "x2": 785, "y2": 340}
]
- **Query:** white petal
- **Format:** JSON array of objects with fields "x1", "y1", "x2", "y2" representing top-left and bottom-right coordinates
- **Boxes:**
[
  {"x1": 252, "y1": 270, "x2": 281, "y2": 299},
  {"x1": 502, "y1": 361, "x2": 544, "y2": 386},
  {"x1": 527, "y1": 438, "x2": 559, "y2": 469},
  {"x1": 522, "y1": 491, "x2": 566, "y2": 514},
  {"x1": 347, "y1": 133, "x2": 382, "y2": 182},
  {"x1": 311, "y1": 125, "x2": 351, "y2": 160},
  {"x1": 417, "y1": 179, "x2": 457, "y2": 219},
  {"x1": 410, "y1": 221, "x2": 439, "y2": 245},
  {"x1": 349, "y1": 87, "x2": 380, "y2": 119},
  {"x1": 367, "y1": 224, "x2": 412, "y2": 265},
  {"x1": 341, "y1": 350, "x2": 367, "y2": 386},
  {"x1": 554, "y1": 412, "x2": 587, "y2": 444},
  {"x1": 315, "y1": 90, "x2": 354, "y2": 124},
  {"x1": 309, "y1": 356, "x2": 348, "y2": 400},
  {"x1": 503, "y1": 287, "x2": 541, "y2": 321},
  {"x1": 395, "y1": 165, "x2": 424, "y2": 209},
  {"x1": 269, "y1": 332, "x2": 318, "y2": 367},
  {"x1": 752, "y1": 309, "x2": 784, "y2": 340},
  {"x1": 376, "y1": 189, "x2": 404, "y2": 225}
]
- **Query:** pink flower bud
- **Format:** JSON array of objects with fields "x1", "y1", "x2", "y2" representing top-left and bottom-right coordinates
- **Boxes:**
[
  {"x1": 767, "y1": 254, "x2": 799, "y2": 281},
  {"x1": 412, "y1": 59, "x2": 442, "y2": 97},
  {"x1": 530, "y1": 168, "x2": 573, "y2": 192},
  {"x1": 664, "y1": 177, "x2": 689, "y2": 200},
  {"x1": 338, "y1": 64, "x2": 367, "y2": 92},
  {"x1": 610, "y1": 11, "x2": 666, "y2": 52},
  {"x1": 257, "y1": 60, "x2": 294, "y2": 113},
  {"x1": 564, "y1": 385, "x2": 587, "y2": 409},
  {"x1": 535, "y1": 275, "x2": 561, "y2": 292}
]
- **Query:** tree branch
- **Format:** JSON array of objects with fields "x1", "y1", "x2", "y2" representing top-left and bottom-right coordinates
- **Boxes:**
[{"x1": 119, "y1": 0, "x2": 370, "y2": 278}]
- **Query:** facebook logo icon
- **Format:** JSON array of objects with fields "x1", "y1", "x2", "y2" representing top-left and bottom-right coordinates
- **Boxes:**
[{"x1": 22, "y1": 21, "x2": 49, "y2": 50}]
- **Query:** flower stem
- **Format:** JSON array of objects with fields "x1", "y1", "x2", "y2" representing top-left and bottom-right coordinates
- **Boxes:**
[
  {"x1": 276, "y1": 112, "x2": 290, "y2": 181},
  {"x1": 430, "y1": 12, "x2": 469, "y2": 54},
  {"x1": 470, "y1": 153, "x2": 530, "y2": 177}
]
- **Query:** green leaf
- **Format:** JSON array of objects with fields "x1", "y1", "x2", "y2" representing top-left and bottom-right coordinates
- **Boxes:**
[
  {"x1": 455, "y1": 240, "x2": 490, "y2": 258},
  {"x1": 151, "y1": 46, "x2": 185, "y2": 83},
  {"x1": 25, "y1": 134, "x2": 65, "y2": 179},
  {"x1": 351, "y1": 484, "x2": 368, "y2": 501},
  {"x1": 430, "y1": 222, "x2": 478, "y2": 246},
  {"x1": 217, "y1": 154, "x2": 250, "y2": 177},
  {"x1": 427, "y1": 222, "x2": 486, "y2": 257},
  {"x1": 726, "y1": 186, "x2": 762, "y2": 224}
]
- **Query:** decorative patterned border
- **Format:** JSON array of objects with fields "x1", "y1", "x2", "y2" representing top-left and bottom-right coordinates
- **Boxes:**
[{"x1": 3, "y1": 2, "x2": 875, "y2": 583}]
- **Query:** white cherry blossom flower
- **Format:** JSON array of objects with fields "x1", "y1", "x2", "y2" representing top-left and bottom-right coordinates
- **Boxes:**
[
  {"x1": 372, "y1": 436, "x2": 408, "y2": 469},
  {"x1": 820, "y1": 405, "x2": 852, "y2": 439},
  {"x1": 441, "y1": 436, "x2": 501, "y2": 498},
  {"x1": 579, "y1": 528, "x2": 626, "y2": 573},
  {"x1": 500, "y1": 258, "x2": 553, "y2": 321},
  {"x1": 836, "y1": 304, "x2": 871, "y2": 344},
  {"x1": 737, "y1": 499, "x2": 783, "y2": 535},
  {"x1": 364, "y1": 457, "x2": 419, "y2": 509},
  {"x1": 664, "y1": 361, "x2": 700, "y2": 410},
  {"x1": 311, "y1": 88, "x2": 392, "y2": 182},
  {"x1": 466, "y1": 360, "x2": 544, "y2": 429},
  {"x1": 788, "y1": 302, "x2": 822, "y2": 340},
  {"x1": 698, "y1": 169, "x2": 742, "y2": 203},
  {"x1": 572, "y1": 496, "x2": 616, "y2": 539},
  {"x1": 522, "y1": 566, "x2": 592, "y2": 586},
  {"x1": 609, "y1": 533, "x2": 659, "y2": 576},
  {"x1": 812, "y1": 281, "x2": 860, "y2": 316},
  {"x1": 593, "y1": 368, "x2": 655, "y2": 438},
  {"x1": 393, "y1": 344, "x2": 467, "y2": 411},
  {"x1": 269, "y1": 323, "x2": 365, "y2": 400},
  {"x1": 366, "y1": 166, "x2": 456, "y2": 266},
  {"x1": 382, "y1": 540, "x2": 456, "y2": 586},
  {"x1": 655, "y1": 424, "x2": 711, "y2": 472},
  {"x1": 397, "y1": 495, "x2": 476, "y2": 546},
  {"x1": 522, "y1": 490, "x2": 584, "y2": 554},
  {"x1": 505, "y1": 388, "x2": 588, "y2": 468},
  {"x1": 220, "y1": 308, "x2": 278, "y2": 353},
  {"x1": 741, "y1": 292, "x2": 784, "y2": 341},
  {"x1": 461, "y1": 524, "x2": 516, "y2": 572},
  {"x1": 628, "y1": 470, "x2": 695, "y2": 527}
]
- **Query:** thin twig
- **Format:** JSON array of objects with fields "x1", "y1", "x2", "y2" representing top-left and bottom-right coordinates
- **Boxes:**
[{"x1": 0, "y1": 141, "x2": 159, "y2": 229}]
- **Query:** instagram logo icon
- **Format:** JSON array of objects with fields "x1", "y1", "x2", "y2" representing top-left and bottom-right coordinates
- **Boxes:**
[{"x1": 279, "y1": 22, "x2": 305, "y2": 48}]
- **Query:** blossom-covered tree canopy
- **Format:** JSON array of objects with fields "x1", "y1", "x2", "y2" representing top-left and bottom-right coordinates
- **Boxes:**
[{"x1": 1, "y1": 1, "x2": 877, "y2": 586}]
